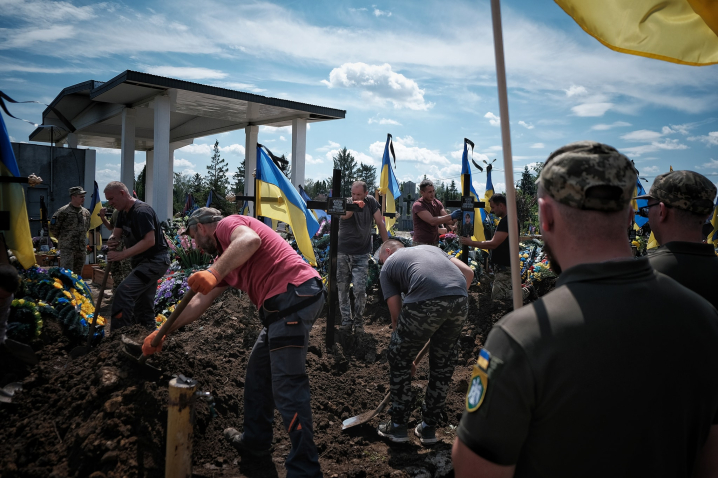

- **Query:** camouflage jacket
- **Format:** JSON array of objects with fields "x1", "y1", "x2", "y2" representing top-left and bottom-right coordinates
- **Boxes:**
[{"x1": 50, "y1": 204, "x2": 91, "y2": 247}]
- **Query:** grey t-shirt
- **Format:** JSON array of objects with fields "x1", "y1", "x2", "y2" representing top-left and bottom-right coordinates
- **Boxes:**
[
  {"x1": 338, "y1": 194, "x2": 380, "y2": 255},
  {"x1": 380, "y1": 245, "x2": 467, "y2": 303}
]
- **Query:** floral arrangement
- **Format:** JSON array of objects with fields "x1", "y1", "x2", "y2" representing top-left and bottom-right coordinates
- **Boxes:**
[
  {"x1": 7, "y1": 298, "x2": 43, "y2": 342},
  {"x1": 161, "y1": 218, "x2": 214, "y2": 269},
  {"x1": 154, "y1": 269, "x2": 199, "y2": 314}
]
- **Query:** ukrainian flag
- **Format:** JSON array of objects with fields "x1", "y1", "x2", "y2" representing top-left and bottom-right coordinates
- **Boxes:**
[
  {"x1": 255, "y1": 145, "x2": 319, "y2": 265},
  {"x1": 461, "y1": 138, "x2": 487, "y2": 242},
  {"x1": 377, "y1": 134, "x2": 400, "y2": 231},
  {"x1": 88, "y1": 181, "x2": 103, "y2": 230},
  {"x1": 647, "y1": 231, "x2": 660, "y2": 249},
  {"x1": 555, "y1": 0, "x2": 718, "y2": 66},
  {"x1": 238, "y1": 200, "x2": 249, "y2": 216},
  {"x1": 632, "y1": 178, "x2": 649, "y2": 227},
  {"x1": 299, "y1": 185, "x2": 328, "y2": 224},
  {"x1": 0, "y1": 112, "x2": 35, "y2": 269},
  {"x1": 708, "y1": 198, "x2": 718, "y2": 245},
  {"x1": 483, "y1": 166, "x2": 494, "y2": 216}
]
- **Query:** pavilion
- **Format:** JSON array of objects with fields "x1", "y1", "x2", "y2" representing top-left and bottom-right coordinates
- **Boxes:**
[{"x1": 29, "y1": 70, "x2": 346, "y2": 220}]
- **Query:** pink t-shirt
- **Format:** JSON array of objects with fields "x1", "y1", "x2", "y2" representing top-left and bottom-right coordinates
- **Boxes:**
[
  {"x1": 214, "y1": 216, "x2": 320, "y2": 308},
  {"x1": 412, "y1": 198, "x2": 445, "y2": 245}
]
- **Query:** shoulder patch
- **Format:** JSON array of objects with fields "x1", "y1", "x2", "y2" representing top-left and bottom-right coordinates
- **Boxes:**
[
  {"x1": 466, "y1": 349, "x2": 491, "y2": 412},
  {"x1": 50, "y1": 217, "x2": 57, "y2": 225}
]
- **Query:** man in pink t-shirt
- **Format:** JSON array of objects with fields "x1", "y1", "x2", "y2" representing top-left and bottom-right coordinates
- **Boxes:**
[
  {"x1": 141, "y1": 208, "x2": 325, "y2": 478},
  {"x1": 412, "y1": 179, "x2": 457, "y2": 246}
]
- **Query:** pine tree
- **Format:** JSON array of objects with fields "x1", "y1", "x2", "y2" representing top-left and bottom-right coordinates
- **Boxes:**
[
  {"x1": 518, "y1": 166, "x2": 537, "y2": 196},
  {"x1": 205, "y1": 140, "x2": 230, "y2": 197},
  {"x1": 232, "y1": 162, "x2": 245, "y2": 195},
  {"x1": 135, "y1": 165, "x2": 146, "y2": 201},
  {"x1": 448, "y1": 180, "x2": 459, "y2": 200},
  {"x1": 332, "y1": 147, "x2": 358, "y2": 197},
  {"x1": 355, "y1": 163, "x2": 377, "y2": 192}
]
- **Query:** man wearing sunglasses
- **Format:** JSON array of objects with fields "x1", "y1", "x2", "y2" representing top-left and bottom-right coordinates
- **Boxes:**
[{"x1": 636, "y1": 170, "x2": 718, "y2": 309}]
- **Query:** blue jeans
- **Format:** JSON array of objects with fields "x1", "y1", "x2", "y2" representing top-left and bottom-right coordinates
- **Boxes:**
[{"x1": 243, "y1": 277, "x2": 325, "y2": 478}]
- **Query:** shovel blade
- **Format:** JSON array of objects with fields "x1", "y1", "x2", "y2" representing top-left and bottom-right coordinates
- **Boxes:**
[{"x1": 342, "y1": 392, "x2": 391, "y2": 430}]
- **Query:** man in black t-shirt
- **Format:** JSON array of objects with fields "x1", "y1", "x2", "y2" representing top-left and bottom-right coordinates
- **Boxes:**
[
  {"x1": 337, "y1": 181, "x2": 389, "y2": 333},
  {"x1": 104, "y1": 181, "x2": 169, "y2": 332},
  {"x1": 452, "y1": 141, "x2": 718, "y2": 478},
  {"x1": 460, "y1": 194, "x2": 531, "y2": 301}
]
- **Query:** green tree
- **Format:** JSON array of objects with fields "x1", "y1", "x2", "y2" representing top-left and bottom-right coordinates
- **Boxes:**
[
  {"x1": 135, "y1": 165, "x2": 146, "y2": 201},
  {"x1": 448, "y1": 180, "x2": 459, "y2": 200},
  {"x1": 232, "y1": 162, "x2": 245, "y2": 195},
  {"x1": 355, "y1": 163, "x2": 377, "y2": 192},
  {"x1": 191, "y1": 173, "x2": 207, "y2": 205},
  {"x1": 332, "y1": 147, "x2": 358, "y2": 197},
  {"x1": 172, "y1": 172, "x2": 193, "y2": 215},
  {"x1": 205, "y1": 140, "x2": 230, "y2": 197},
  {"x1": 518, "y1": 165, "x2": 537, "y2": 196}
]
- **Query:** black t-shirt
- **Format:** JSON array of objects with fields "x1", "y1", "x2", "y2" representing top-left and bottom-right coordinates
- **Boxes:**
[
  {"x1": 648, "y1": 241, "x2": 718, "y2": 309},
  {"x1": 490, "y1": 216, "x2": 515, "y2": 266},
  {"x1": 338, "y1": 195, "x2": 380, "y2": 255},
  {"x1": 457, "y1": 259, "x2": 718, "y2": 477},
  {"x1": 116, "y1": 200, "x2": 168, "y2": 266}
]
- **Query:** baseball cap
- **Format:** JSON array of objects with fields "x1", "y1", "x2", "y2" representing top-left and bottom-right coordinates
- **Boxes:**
[
  {"x1": 69, "y1": 186, "x2": 87, "y2": 196},
  {"x1": 182, "y1": 207, "x2": 223, "y2": 234},
  {"x1": 635, "y1": 170, "x2": 717, "y2": 216},
  {"x1": 537, "y1": 141, "x2": 636, "y2": 212}
]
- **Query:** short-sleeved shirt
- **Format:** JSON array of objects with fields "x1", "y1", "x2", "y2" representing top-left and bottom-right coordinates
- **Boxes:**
[
  {"x1": 648, "y1": 241, "x2": 718, "y2": 309},
  {"x1": 116, "y1": 200, "x2": 168, "y2": 266},
  {"x1": 214, "y1": 215, "x2": 320, "y2": 308},
  {"x1": 490, "y1": 216, "x2": 517, "y2": 266},
  {"x1": 412, "y1": 198, "x2": 445, "y2": 245},
  {"x1": 380, "y1": 245, "x2": 467, "y2": 303},
  {"x1": 457, "y1": 259, "x2": 718, "y2": 477},
  {"x1": 338, "y1": 194, "x2": 380, "y2": 255}
]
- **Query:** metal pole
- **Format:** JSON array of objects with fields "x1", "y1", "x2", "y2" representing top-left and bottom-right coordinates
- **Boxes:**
[
  {"x1": 165, "y1": 377, "x2": 197, "y2": 478},
  {"x1": 325, "y1": 168, "x2": 342, "y2": 349},
  {"x1": 461, "y1": 174, "x2": 470, "y2": 264},
  {"x1": 490, "y1": 0, "x2": 523, "y2": 311}
]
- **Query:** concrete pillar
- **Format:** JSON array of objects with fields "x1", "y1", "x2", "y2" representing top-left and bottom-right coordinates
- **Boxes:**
[
  {"x1": 145, "y1": 150, "x2": 154, "y2": 205},
  {"x1": 120, "y1": 108, "x2": 136, "y2": 188},
  {"x1": 167, "y1": 144, "x2": 176, "y2": 219},
  {"x1": 83, "y1": 149, "x2": 96, "y2": 209},
  {"x1": 244, "y1": 125, "x2": 259, "y2": 216},
  {"x1": 152, "y1": 95, "x2": 171, "y2": 221},
  {"x1": 66, "y1": 133, "x2": 78, "y2": 149},
  {"x1": 291, "y1": 118, "x2": 307, "y2": 190}
]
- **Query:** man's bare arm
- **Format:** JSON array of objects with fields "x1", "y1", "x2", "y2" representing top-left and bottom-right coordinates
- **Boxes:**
[
  {"x1": 461, "y1": 231, "x2": 508, "y2": 250},
  {"x1": 450, "y1": 257, "x2": 474, "y2": 290},
  {"x1": 373, "y1": 209, "x2": 390, "y2": 242},
  {"x1": 387, "y1": 295, "x2": 402, "y2": 329},
  {"x1": 108, "y1": 230, "x2": 154, "y2": 261},
  {"x1": 416, "y1": 210, "x2": 454, "y2": 226},
  {"x1": 167, "y1": 286, "x2": 227, "y2": 333},
  {"x1": 452, "y1": 438, "x2": 515, "y2": 478},
  {"x1": 210, "y1": 226, "x2": 262, "y2": 280}
]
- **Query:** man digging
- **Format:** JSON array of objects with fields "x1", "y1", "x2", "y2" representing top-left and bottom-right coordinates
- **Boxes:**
[
  {"x1": 141, "y1": 208, "x2": 326, "y2": 478},
  {"x1": 375, "y1": 240, "x2": 473, "y2": 445}
]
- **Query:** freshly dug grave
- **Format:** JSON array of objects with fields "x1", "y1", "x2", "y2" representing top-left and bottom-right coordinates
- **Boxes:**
[{"x1": 0, "y1": 279, "x2": 554, "y2": 478}]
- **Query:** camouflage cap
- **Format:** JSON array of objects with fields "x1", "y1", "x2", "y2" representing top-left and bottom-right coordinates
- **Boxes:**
[
  {"x1": 182, "y1": 207, "x2": 223, "y2": 235},
  {"x1": 635, "y1": 170, "x2": 717, "y2": 216},
  {"x1": 69, "y1": 186, "x2": 87, "y2": 196},
  {"x1": 537, "y1": 141, "x2": 636, "y2": 212}
]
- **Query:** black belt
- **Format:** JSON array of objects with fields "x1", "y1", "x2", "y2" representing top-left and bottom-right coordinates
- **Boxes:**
[{"x1": 260, "y1": 281, "x2": 326, "y2": 328}]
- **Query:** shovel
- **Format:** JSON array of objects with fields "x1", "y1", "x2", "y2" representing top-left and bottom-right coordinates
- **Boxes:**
[
  {"x1": 123, "y1": 289, "x2": 197, "y2": 369},
  {"x1": 70, "y1": 266, "x2": 110, "y2": 358},
  {"x1": 342, "y1": 340, "x2": 431, "y2": 430},
  {"x1": 0, "y1": 382, "x2": 23, "y2": 404}
]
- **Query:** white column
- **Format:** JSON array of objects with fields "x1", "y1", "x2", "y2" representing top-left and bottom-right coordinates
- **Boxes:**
[
  {"x1": 167, "y1": 144, "x2": 176, "y2": 219},
  {"x1": 244, "y1": 125, "x2": 259, "y2": 216},
  {"x1": 120, "y1": 108, "x2": 136, "y2": 189},
  {"x1": 83, "y1": 148, "x2": 96, "y2": 209},
  {"x1": 145, "y1": 150, "x2": 154, "y2": 205},
  {"x1": 66, "y1": 133, "x2": 78, "y2": 149},
  {"x1": 152, "y1": 95, "x2": 171, "y2": 221},
  {"x1": 291, "y1": 118, "x2": 307, "y2": 189}
]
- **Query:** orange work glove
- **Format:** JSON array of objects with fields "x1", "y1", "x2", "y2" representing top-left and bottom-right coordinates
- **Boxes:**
[
  {"x1": 354, "y1": 200, "x2": 365, "y2": 209},
  {"x1": 142, "y1": 330, "x2": 165, "y2": 356},
  {"x1": 187, "y1": 268, "x2": 220, "y2": 295}
]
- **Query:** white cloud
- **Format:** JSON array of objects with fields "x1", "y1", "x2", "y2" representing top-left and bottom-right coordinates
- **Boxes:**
[
  {"x1": 134, "y1": 161, "x2": 145, "y2": 175},
  {"x1": 642, "y1": 165, "x2": 660, "y2": 173},
  {"x1": 260, "y1": 125, "x2": 292, "y2": 134},
  {"x1": 486, "y1": 145, "x2": 502, "y2": 152},
  {"x1": 213, "y1": 81, "x2": 267, "y2": 93},
  {"x1": 142, "y1": 66, "x2": 227, "y2": 80},
  {"x1": 373, "y1": 7, "x2": 392, "y2": 17},
  {"x1": 324, "y1": 148, "x2": 376, "y2": 166},
  {"x1": 565, "y1": 85, "x2": 587, "y2": 97},
  {"x1": 484, "y1": 112, "x2": 500, "y2": 126},
  {"x1": 689, "y1": 131, "x2": 718, "y2": 146},
  {"x1": 177, "y1": 143, "x2": 245, "y2": 156},
  {"x1": 322, "y1": 62, "x2": 432, "y2": 110},
  {"x1": 221, "y1": 144, "x2": 245, "y2": 156},
  {"x1": 621, "y1": 139, "x2": 689, "y2": 157},
  {"x1": 94, "y1": 147, "x2": 121, "y2": 155},
  {"x1": 530, "y1": 143, "x2": 544, "y2": 149},
  {"x1": 174, "y1": 158, "x2": 195, "y2": 168},
  {"x1": 369, "y1": 138, "x2": 450, "y2": 166},
  {"x1": 394, "y1": 136, "x2": 416, "y2": 146},
  {"x1": 315, "y1": 140, "x2": 341, "y2": 153},
  {"x1": 518, "y1": 120, "x2": 534, "y2": 130},
  {"x1": 280, "y1": 136, "x2": 286, "y2": 141},
  {"x1": 571, "y1": 103, "x2": 613, "y2": 117},
  {"x1": 621, "y1": 130, "x2": 663, "y2": 142},
  {"x1": 697, "y1": 158, "x2": 718, "y2": 169},
  {"x1": 368, "y1": 117, "x2": 402, "y2": 125},
  {"x1": 305, "y1": 154, "x2": 323, "y2": 165},
  {"x1": 591, "y1": 121, "x2": 632, "y2": 131}
]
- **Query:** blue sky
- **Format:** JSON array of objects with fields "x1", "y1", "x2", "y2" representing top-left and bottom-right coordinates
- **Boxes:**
[{"x1": 2, "y1": 0, "x2": 717, "y2": 196}]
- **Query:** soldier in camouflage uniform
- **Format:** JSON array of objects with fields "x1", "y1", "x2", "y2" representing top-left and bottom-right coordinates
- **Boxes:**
[
  {"x1": 50, "y1": 186, "x2": 91, "y2": 275},
  {"x1": 99, "y1": 207, "x2": 133, "y2": 292},
  {"x1": 375, "y1": 240, "x2": 474, "y2": 445}
]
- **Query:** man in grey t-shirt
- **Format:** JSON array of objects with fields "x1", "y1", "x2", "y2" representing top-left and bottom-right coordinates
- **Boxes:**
[
  {"x1": 376, "y1": 241, "x2": 474, "y2": 446},
  {"x1": 337, "y1": 181, "x2": 389, "y2": 334}
]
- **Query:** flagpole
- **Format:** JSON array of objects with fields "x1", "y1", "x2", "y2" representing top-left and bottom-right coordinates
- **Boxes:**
[{"x1": 490, "y1": 0, "x2": 523, "y2": 311}]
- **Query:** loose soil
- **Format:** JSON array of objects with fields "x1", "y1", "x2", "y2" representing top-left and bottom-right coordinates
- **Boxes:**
[{"x1": 0, "y1": 278, "x2": 555, "y2": 478}]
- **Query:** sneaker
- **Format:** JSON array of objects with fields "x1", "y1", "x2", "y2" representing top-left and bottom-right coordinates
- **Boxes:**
[
  {"x1": 377, "y1": 420, "x2": 409, "y2": 443},
  {"x1": 338, "y1": 323, "x2": 352, "y2": 333},
  {"x1": 223, "y1": 428, "x2": 273, "y2": 457},
  {"x1": 414, "y1": 423, "x2": 437, "y2": 446},
  {"x1": 353, "y1": 323, "x2": 365, "y2": 334}
]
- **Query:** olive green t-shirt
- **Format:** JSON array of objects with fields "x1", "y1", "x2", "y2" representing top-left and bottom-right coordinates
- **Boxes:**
[
  {"x1": 457, "y1": 258, "x2": 718, "y2": 478},
  {"x1": 648, "y1": 241, "x2": 718, "y2": 309}
]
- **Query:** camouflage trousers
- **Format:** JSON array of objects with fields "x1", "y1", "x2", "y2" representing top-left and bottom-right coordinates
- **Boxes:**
[
  {"x1": 492, "y1": 270, "x2": 530, "y2": 301},
  {"x1": 109, "y1": 241, "x2": 133, "y2": 293},
  {"x1": 59, "y1": 248, "x2": 85, "y2": 276},
  {"x1": 337, "y1": 253, "x2": 369, "y2": 327},
  {"x1": 388, "y1": 295, "x2": 468, "y2": 425}
]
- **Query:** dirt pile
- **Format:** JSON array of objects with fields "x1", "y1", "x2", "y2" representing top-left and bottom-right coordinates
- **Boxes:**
[{"x1": 0, "y1": 281, "x2": 550, "y2": 478}]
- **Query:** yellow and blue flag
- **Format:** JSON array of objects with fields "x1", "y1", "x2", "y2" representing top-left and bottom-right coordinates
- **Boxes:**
[
  {"x1": 461, "y1": 138, "x2": 487, "y2": 242},
  {"x1": 88, "y1": 181, "x2": 103, "y2": 230},
  {"x1": 708, "y1": 198, "x2": 718, "y2": 245},
  {"x1": 239, "y1": 200, "x2": 250, "y2": 216},
  {"x1": 256, "y1": 144, "x2": 319, "y2": 265},
  {"x1": 483, "y1": 165, "x2": 495, "y2": 216},
  {"x1": 378, "y1": 134, "x2": 400, "y2": 231},
  {"x1": 632, "y1": 178, "x2": 649, "y2": 227},
  {"x1": 555, "y1": 0, "x2": 718, "y2": 66},
  {"x1": 299, "y1": 185, "x2": 328, "y2": 224},
  {"x1": 0, "y1": 112, "x2": 35, "y2": 269}
]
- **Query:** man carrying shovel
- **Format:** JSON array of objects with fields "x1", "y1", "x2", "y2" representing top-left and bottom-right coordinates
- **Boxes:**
[
  {"x1": 141, "y1": 208, "x2": 326, "y2": 478},
  {"x1": 375, "y1": 240, "x2": 473, "y2": 445}
]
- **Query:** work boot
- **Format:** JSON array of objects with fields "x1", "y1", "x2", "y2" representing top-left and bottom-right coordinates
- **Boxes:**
[
  {"x1": 414, "y1": 422, "x2": 438, "y2": 446},
  {"x1": 377, "y1": 420, "x2": 409, "y2": 443},
  {"x1": 223, "y1": 428, "x2": 273, "y2": 457},
  {"x1": 338, "y1": 323, "x2": 352, "y2": 333},
  {"x1": 353, "y1": 323, "x2": 365, "y2": 334}
]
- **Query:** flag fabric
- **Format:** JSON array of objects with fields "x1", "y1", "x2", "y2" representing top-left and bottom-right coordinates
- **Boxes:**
[
  {"x1": 483, "y1": 166, "x2": 495, "y2": 216},
  {"x1": 183, "y1": 193, "x2": 196, "y2": 215},
  {"x1": 461, "y1": 138, "x2": 487, "y2": 242},
  {"x1": 238, "y1": 200, "x2": 250, "y2": 216},
  {"x1": 632, "y1": 179, "x2": 649, "y2": 227},
  {"x1": 708, "y1": 198, "x2": 718, "y2": 245},
  {"x1": 555, "y1": 0, "x2": 718, "y2": 66},
  {"x1": 299, "y1": 185, "x2": 329, "y2": 223},
  {"x1": 377, "y1": 134, "x2": 400, "y2": 231},
  {"x1": 647, "y1": 231, "x2": 660, "y2": 249},
  {"x1": 0, "y1": 112, "x2": 35, "y2": 268},
  {"x1": 88, "y1": 181, "x2": 103, "y2": 230},
  {"x1": 205, "y1": 189, "x2": 214, "y2": 208},
  {"x1": 255, "y1": 145, "x2": 319, "y2": 265}
]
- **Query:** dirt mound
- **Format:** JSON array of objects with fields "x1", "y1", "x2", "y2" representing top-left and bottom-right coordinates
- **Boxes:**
[{"x1": 0, "y1": 284, "x2": 536, "y2": 478}]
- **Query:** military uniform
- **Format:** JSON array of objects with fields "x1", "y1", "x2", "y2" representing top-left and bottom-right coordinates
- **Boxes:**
[
  {"x1": 490, "y1": 216, "x2": 530, "y2": 301},
  {"x1": 379, "y1": 245, "x2": 468, "y2": 438},
  {"x1": 50, "y1": 187, "x2": 91, "y2": 275},
  {"x1": 456, "y1": 141, "x2": 718, "y2": 477}
]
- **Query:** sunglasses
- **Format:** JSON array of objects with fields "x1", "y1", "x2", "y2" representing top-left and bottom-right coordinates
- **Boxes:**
[{"x1": 637, "y1": 202, "x2": 665, "y2": 218}]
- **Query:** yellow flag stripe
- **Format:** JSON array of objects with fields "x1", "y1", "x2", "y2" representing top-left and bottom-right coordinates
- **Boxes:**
[{"x1": 0, "y1": 164, "x2": 35, "y2": 268}]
